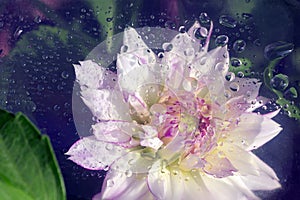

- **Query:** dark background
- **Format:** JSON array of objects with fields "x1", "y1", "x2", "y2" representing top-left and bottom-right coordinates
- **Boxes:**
[{"x1": 0, "y1": 0, "x2": 300, "y2": 199}]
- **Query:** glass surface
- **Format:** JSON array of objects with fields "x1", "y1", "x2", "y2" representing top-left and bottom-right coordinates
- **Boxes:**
[{"x1": 0, "y1": 0, "x2": 300, "y2": 199}]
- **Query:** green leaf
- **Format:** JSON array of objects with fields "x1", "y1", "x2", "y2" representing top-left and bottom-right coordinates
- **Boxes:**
[
  {"x1": 0, "y1": 182, "x2": 34, "y2": 200},
  {"x1": 0, "y1": 109, "x2": 66, "y2": 200}
]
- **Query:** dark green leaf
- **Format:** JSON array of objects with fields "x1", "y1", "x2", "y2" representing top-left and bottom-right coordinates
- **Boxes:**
[{"x1": 0, "y1": 109, "x2": 66, "y2": 200}]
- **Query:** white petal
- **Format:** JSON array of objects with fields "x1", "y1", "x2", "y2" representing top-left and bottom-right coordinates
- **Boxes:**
[
  {"x1": 74, "y1": 60, "x2": 117, "y2": 89},
  {"x1": 235, "y1": 151, "x2": 281, "y2": 191},
  {"x1": 203, "y1": 151, "x2": 237, "y2": 178},
  {"x1": 241, "y1": 173, "x2": 281, "y2": 191},
  {"x1": 248, "y1": 116, "x2": 282, "y2": 150},
  {"x1": 224, "y1": 78, "x2": 261, "y2": 102},
  {"x1": 158, "y1": 132, "x2": 186, "y2": 163},
  {"x1": 128, "y1": 93, "x2": 150, "y2": 119},
  {"x1": 66, "y1": 136, "x2": 125, "y2": 170},
  {"x1": 192, "y1": 46, "x2": 229, "y2": 77},
  {"x1": 148, "y1": 164, "x2": 212, "y2": 200},
  {"x1": 140, "y1": 137, "x2": 163, "y2": 150},
  {"x1": 111, "y1": 149, "x2": 158, "y2": 174},
  {"x1": 99, "y1": 170, "x2": 153, "y2": 200},
  {"x1": 225, "y1": 113, "x2": 282, "y2": 150},
  {"x1": 222, "y1": 143, "x2": 280, "y2": 184},
  {"x1": 147, "y1": 161, "x2": 173, "y2": 200},
  {"x1": 117, "y1": 54, "x2": 157, "y2": 94},
  {"x1": 92, "y1": 121, "x2": 139, "y2": 146},
  {"x1": 201, "y1": 174, "x2": 258, "y2": 200},
  {"x1": 81, "y1": 88, "x2": 131, "y2": 121},
  {"x1": 165, "y1": 56, "x2": 186, "y2": 89}
]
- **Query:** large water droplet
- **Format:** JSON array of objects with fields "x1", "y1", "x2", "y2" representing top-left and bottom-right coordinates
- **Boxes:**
[
  {"x1": 264, "y1": 41, "x2": 294, "y2": 60},
  {"x1": 219, "y1": 15, "x2": 237, "y2": 28},
  {"x1": 233, "y1": 40, "x2": 246, "y2": 53},
  {"x1": 270, "y1": 74, "x2": 289, "y2": 91},
  {"x1": 215, "y1": 35, "x2": 229, "y2": 47}
]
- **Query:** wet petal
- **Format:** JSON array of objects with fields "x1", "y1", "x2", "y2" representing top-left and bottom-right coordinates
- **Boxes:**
[
  {"x1": 203, "y1": 150, "x2": 237, "y2": 178},
  {"x1": 192, "y1": 46, "x2": 229, "y2": 77},
  {"x1": 111, "y1": 149, "x2": 158, "y2": 174},
  {"x1": 117, "y1": 54, "x2": 157, "y2": 95},
  {"x1": 225, "y1": 113, "x2": 282, "y2": 150},
  {"x1": 81, "y1": 88, "x2": 131, "y2": 121},
  {"x1": 201, "y1": 174, "x2": 259, "y2": 200},
  {"x1": 92, "y1": 121, "x2": 139, "y2": 146},
  {"x1": 224, "y1": 78, "x2": 261, "y2": 102},
  {"x1": 99, "y1": 170, "x2": 153, "y2": 200},
  {"x1": 66, "y1": 136, "x2": 125, "y2": 170},
  {"x1": 148, "y1": 164, "x2": 213, "y2": 200},
  {"x1": 158, "y1": 132, "x2": 187, "y2": 163},
  {"x1": 74, "y1": 60, "x2": 117, "y2": 89}
]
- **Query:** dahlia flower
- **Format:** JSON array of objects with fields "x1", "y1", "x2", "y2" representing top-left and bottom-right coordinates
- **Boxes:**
[{"x1": 67, "y1": 21, "x2": 282, "y2": 200}]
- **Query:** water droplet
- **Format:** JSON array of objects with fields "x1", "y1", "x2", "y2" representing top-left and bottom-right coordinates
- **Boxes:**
[
  {"x1": 284, "y1": 87, "x2": 298, "y2": 99},
  {"x1": 225, "y1": 72, "x2": 235, "y2": 81},
  {"x1": 34, "y1": 16, "x2": 42, "y2": 23},
  {"x1": 229, "y1": 82, "x2": 240, "y2": 92},
  {"x1": 253, "y1": 39, "x2": 261, "y2": 46},
  {"x1": 183, "y1": 77, "x2": 198, "y2": 92},
  {"x1": 158, "y1": 52, "x2": 164, "y2": 58},
  {"x1": 270, "y1": 74, "x2": 289, "y2": 91},
  {"x1": 242, "y1": 13, "x2": 253, "y2": 20},
  {"x1": 219, "y1": 15, "x2": 237, "y2": 28},
  {"x1": 264, "y1": 41, "x2": 294, "y2": 60},
  {"x1": 194, "y1": 27, "x2": 208, "y2": 39},
  {"x1": 120, "y1": 45, "x2": 128, "y2": 53},
  {"x1": 106, "y1": 17, "x2": 113, "y2": 22},
  {"x1": 215, "y1": 62, "x2": 226, "y2": 71},
  {"x1": 165, "y1": 21, "x2": 176, "y2": 29},
  {"x1": 103, "y1": 165, "x2": 110, "y2": 171},
  {"x1": 125, "y1": 169, "x2": 133, "y2": 177},
  {"x1": 233, "y1": 40, "x2": 246, "y2": 53},
  {"x1": 162, "y1": 43, "x2": 173, "y2": 52},
  {"x1": 179, "y1": 26, "x2": 186, "y2": 33},
  {"x1": 61, "y1": 71, "x2": 69, "y2": 79},
  {"x1": 105, "y1": 143, "x2": 113, "y2": 151},
  {"x1": 237, "y1": 71, "x2": 244, "y2": 78},
  {"x1": 14, "y1": 27, "x2": 23, "y2": 39},
  {"x1": 184, "y1": 48, "x2": 194, "y2": 57},
  {"x1": 230, "y1": 58, "x2": 242, "y2": 67},
  {"x1": 215, "y1": 35, "x2": 229, "y2": 47},
  {"x1": 199, "y1": 12, "x2": 210, "y2": 24},
  {"x1": 53, "y1": 105, "x2": 61, "y2": 111},
  {"x1": 172, "y1": 170, "x2": 179, "y2": 175},
  {"x1": 107, "y1": 179, "x2": 114, "y2": 187}
]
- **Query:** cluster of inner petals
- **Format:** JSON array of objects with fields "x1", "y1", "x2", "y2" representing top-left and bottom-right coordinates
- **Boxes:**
[{"x1": 130, "y1": 82, "x2": 218, "y2": 164}]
